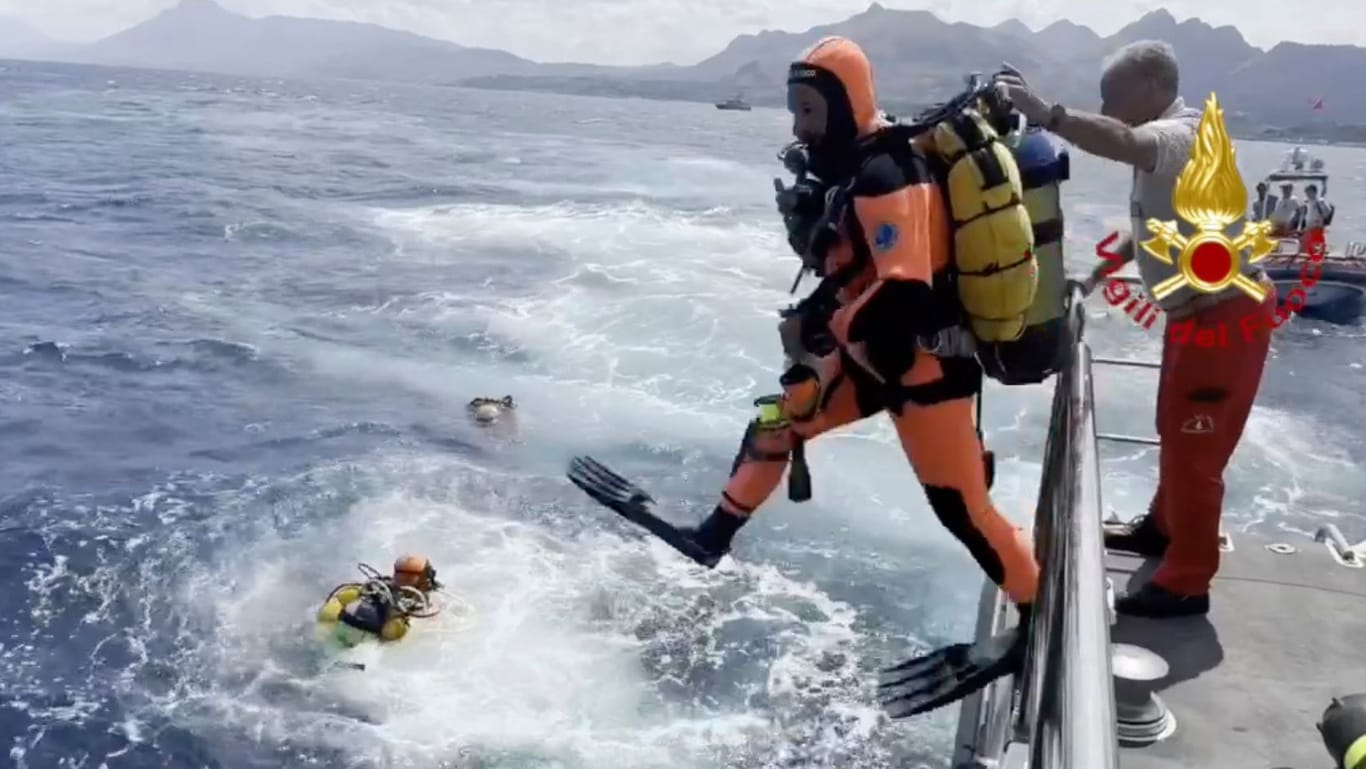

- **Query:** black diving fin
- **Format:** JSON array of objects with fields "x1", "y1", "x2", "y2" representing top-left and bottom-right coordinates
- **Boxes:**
[
  {"x1": 876, "y1": 626, "x2": 1024, "y2": 719},
  {"x1": 567, "y1": 456, "x2": 725, "y2": 568}
]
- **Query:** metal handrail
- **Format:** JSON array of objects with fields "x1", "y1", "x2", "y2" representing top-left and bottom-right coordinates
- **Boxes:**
[
  {"x1": 1092, "y1": 356, "x2": 1162, "y2": 445},
  {"x1": 1015, "y1": 285, "x2": 1121, "y2": 769}
]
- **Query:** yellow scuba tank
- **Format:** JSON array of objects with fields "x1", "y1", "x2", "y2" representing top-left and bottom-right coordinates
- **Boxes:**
[
  {"x1": 923, "y1": 110, "x2": 1038, "y2": 347},
  {"x1": 318, "y1": 585, "x2": 362, "y2": 623},
  {"x1": 317, "y1": 583, "x2": 410, "y2": 645},
  {"x1": 900, "y1": 110, "x2": 1068, "y2": 385},
  {"x1": 849, "y1": 77, "x2": 1071, "y2": 384}
]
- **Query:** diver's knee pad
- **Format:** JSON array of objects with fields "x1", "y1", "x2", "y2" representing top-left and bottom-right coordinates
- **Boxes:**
[{"x1": 921, "y1": 484, "x2": 1008, "y2": 589}]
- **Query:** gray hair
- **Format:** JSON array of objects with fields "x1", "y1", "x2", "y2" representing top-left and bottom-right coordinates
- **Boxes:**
[{"x1": 1102, "y1": 40, "x2": 1179, "y2": 98}]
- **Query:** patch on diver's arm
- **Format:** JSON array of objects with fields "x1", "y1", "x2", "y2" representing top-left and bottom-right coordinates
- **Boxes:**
[{"x1": 873, "y1": 222, "x2": 898, "y2": 253}]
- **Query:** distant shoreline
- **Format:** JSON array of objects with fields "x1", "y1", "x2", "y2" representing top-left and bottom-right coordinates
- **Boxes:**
[
  {"x1": 7, "y1": 54, "x2": 1365, "y2": 147},
  {"x1": 456, "y1": 75, "x2": 1366, "y2": 148},
  {"x1": 9, "y1": 0, "x2": 1366, "y2": 139}
]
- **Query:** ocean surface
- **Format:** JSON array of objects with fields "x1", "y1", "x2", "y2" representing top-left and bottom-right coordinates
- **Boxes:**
[{"x1": 1, "y1": 59, "x2": 1364, "y2": 769}]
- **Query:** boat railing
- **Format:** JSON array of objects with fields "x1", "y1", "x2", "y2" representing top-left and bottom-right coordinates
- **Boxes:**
[
  {"x1": 1012, "y1": 284, "x2": 1121, "y2": 769},
  {"x1": 955, "y1": 271, "x2": 1366, "y2": 768}
]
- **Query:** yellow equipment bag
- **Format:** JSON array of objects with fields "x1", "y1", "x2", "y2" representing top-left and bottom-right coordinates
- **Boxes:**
[
  {"x1": 851, "y1": 104, "x2": 1070, "y2": 384},
  {"x1": 922, "y1": 109, "x2": 1038, "y2": 344}
]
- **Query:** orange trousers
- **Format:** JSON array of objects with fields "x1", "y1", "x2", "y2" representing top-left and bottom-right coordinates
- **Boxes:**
[{"x1": 718, "y1": 352, "x2": 1039, "y2": 605}]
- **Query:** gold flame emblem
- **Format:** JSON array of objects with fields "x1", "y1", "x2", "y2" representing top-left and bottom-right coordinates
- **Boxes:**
[{"x1": 1142, "y1": 93, "x2": 1276, "y2": 301}]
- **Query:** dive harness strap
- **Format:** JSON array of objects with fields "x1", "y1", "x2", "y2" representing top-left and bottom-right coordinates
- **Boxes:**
[
  {"x1": 795, "y1": 252, "x2": 978, "y2": 363},
  {"x1": 917, "y1": 326, "x2": 977, "y2": 358},
  {"x1": 747, "y1": 393, "x2": 813, "y2": 503}
]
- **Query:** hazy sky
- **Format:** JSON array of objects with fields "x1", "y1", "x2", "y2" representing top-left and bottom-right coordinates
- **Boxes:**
[{"x1": 3, "y1": 0, "x2": 1361, "y2": 66}]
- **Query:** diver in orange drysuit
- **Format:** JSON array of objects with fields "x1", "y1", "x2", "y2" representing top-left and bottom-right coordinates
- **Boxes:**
[
  {"x1": 568, "y1": 37, "x2": 1038, "y2": 720},
  {"x1": 689, "y1": 38, "x2": 1039, "y2": 606}
]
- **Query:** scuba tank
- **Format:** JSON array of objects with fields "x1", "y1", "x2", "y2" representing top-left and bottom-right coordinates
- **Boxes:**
[
  {"x1": 876, "y1": 72, "x2": 1071, "y2": 386},
  {"x1": 976, "y1": 127, "x2": 1070, "y2": 385},
  {"x1": 1321, "y1": 694, "x2": 1366, "y2": 769}
]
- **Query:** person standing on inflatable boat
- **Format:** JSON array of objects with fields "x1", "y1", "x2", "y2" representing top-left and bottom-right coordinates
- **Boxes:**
[
  {"x1": 996, "y1": 41, "x2": 1277, "y2": 618},
  {"x1": 569, "y1": 36, "x2": 1082, "y2": 719}
]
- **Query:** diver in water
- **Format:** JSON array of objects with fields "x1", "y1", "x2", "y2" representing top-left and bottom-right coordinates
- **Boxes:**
[
  {"x1": 317, "y1": 554, "x2": 442, "y2": 647},
  {"x1": 467, "y1": 395, "x2": 519, "y2": 441},
  {"x1": 468, "y1": 395, "x2": 515, "y2": 425},
  {"x1": 569, "y1": 37, "x2": 1041, "y2": 720}
]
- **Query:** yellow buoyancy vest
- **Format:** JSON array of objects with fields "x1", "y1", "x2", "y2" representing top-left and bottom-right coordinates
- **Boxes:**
[
  {"x1": 317, "y1": 584, "x2": 410, "y2": 642},
  {"x1": 923, "y1": 109, "x2": 1038, "y2": 344}
]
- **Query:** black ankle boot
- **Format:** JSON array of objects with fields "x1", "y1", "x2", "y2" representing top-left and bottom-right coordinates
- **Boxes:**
[
  {"x1": 679, "y1": 507, "x2": 748, "y2": 567},
  {"x1": 1115, "y1": 582, "x2": 1209, "y2": 618},
  {"x1": 1103, "y1": 514, "x2": 1169, "y2": 557}
]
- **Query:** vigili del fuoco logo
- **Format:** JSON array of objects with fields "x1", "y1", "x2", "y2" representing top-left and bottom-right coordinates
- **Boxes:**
[{"x1": 1093, "y1": 93, "x2": 1322, "y2": 347}]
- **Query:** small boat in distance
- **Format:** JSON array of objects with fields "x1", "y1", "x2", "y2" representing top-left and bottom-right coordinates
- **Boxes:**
[
  {"x1": 715, "y1": 93, "x2": 751, "y2": 111},
  {"x1": 1253, "y1": 147, "x2": 1366, "y2": 324}
]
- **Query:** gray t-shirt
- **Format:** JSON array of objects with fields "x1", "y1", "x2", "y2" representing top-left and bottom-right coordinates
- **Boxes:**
[{"x1": 1129, "y1": 98, "x2": 1256, "y2": 311}]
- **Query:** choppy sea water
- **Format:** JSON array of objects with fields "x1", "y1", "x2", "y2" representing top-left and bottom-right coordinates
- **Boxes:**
[{"x1": 1, "y1": 59, "x2": 1363, "y2": 769}]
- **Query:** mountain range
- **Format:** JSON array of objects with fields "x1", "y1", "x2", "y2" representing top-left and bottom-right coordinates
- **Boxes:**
[
  {"x1": 0, "y1": 0, "x2": 1358, "y2": 134},
  {"x1": 0, "y1": 15, "x2": 75, "y2": 60}
]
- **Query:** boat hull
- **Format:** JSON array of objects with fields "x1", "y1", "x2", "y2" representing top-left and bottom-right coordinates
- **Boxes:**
[{"x1": 1266, "y1": 265, "x2": 1366, "y2": 324}]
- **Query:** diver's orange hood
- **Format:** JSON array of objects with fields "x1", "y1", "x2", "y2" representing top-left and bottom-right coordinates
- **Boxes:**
[{"x1": 795, "y1": 36, "x2": 879, "y2": 137}]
